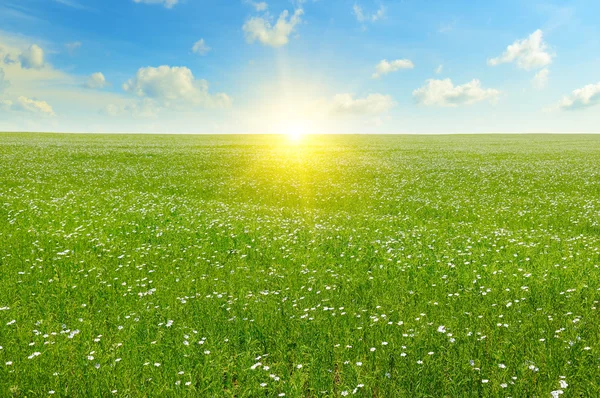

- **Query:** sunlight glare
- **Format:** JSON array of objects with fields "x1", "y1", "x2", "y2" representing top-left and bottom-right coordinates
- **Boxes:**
[{"x1": 285, "y1": 124, "x2": 307, "y2": 143}]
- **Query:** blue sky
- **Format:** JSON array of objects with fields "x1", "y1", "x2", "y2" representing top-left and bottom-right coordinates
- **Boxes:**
[{"x1": 0, "y1": 0, "x2": 599, "y2": 133}]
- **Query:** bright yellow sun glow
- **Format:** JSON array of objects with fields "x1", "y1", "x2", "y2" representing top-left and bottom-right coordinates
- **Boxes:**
[
  {"x1": 286, "y1": 127, "x2": 305, "y2": 143},
  {"x1": 282, "y1": 122, "x2": 310, "y2": 143}
]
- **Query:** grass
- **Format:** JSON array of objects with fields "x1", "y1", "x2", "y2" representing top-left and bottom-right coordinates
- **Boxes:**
[{"x1": 1, "y1": 133, "x2": 600, "y2": 397}]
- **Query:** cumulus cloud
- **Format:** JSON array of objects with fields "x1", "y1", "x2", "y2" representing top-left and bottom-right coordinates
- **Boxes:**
[
  {"x1": 19, "y1": 44, "x2": 45, "y2": 69},
  {"x1": 132, "y1": 0, "x2": 178, "y2": 8},
  {"x1": 86, "y1": 72, "x2": 107, "y2": 89},
  {"x1": 331, "y1": 93, "x2": 395, "y2": 115},
  {"x1": 372, "y1": 59, "x2": 414, "y2": 78},
  {"x1": 122, "y1": 65, "x2": 231, "y2": 108},
  {"x1": 0, "y1": 44, "x2": 72, "y2": 87},
  {"x1": 488, "y1": 30, "x2": 553, "y2": 71},
  {"x1": 123, "y1": 66, "x2": 195, "y2": 99},
  {"x1": 3, "y1": 53, "x2": 18, "y2": 65},
  {"x1": 533, "y1": 68, "x2": 549, "y2": 89},
  {"x1": 557, "y1": 82, "x2": 600, "y2": 111},
  {"x1": 243, "y1": 9, "x2": 303, "y2": 47},
  {"x1": 191, "y1": 39, "x2": 211, "y2": 56},
  {"x1": 1, "y1": 96, "x2": 55, "y2": 116},
  {"x1": 353, "y1": 4, "x2": 385, "y2": 23},
  {"x1": 413, "y1": 78, "x2": 500, "y2": 107}
]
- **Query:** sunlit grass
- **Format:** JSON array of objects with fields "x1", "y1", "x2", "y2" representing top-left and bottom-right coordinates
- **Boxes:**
[{"x1": 1, "y1": 133, "x2": 600, "y2": 397}]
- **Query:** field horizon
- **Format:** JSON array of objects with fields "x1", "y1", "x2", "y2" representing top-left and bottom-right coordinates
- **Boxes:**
[{"x1": 3, "y1": 132, "x2": 600, "y2": 136}]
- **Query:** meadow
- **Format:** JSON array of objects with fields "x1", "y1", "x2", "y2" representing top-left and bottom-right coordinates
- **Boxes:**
[{"x1": 1, "y1": 133, "x2": 600, "y2": 397}]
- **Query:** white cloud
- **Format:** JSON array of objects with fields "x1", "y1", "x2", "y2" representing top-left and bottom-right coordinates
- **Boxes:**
[
  {"x1": 1, "y1": 95, "x2": 55, "y2": 116},
  {"x1": 16, "y1": 96, "x2": 55, "y2": 115},
  {"x1": 353, "y1": 4, "x2": 385, "y2": 23},
  {"x1": 243, "y1": 9, "x2": 303, "y2": 47},
  {"x1": 3, "y1": 53, "x2": 18, "y2": 65},
  {"x1": 123, "y1": 66, "x2": 193, "y2": 99},
  {"x1": 353, "y1": 5, "x2": 365, "y2": 21},
  {"x1": 372, "y1": 7, "x2": 385, "y2": 22},
  {"x1": 557, "y1": 82, "x2": 600, "y2": 111},
  {"x1": 19, "y1": 44, "x2": 45, "y2": 69},
  {"x1": 1, "y1": 32, "x2": 163, "y2": 131},
  {"x1": 331, "y1": 93, "x2": 395, "y2": 115},
  {"x1": 86, "y1": 72, "x2": 107, "y2": 89},
  {"x1": 191, "y1": 39, "x2": 211, "y2": 56},
  {"x1": 372, "y1": 59, "x2": 414, "y2": 78},
  {"x1": 533, "y1": 68, "x2": 549, "y2": 89},
  {"x1": 132, "y1": 0, "x2": 179, "y2": 8},
  {"x1": 0, "y1": 36, "x2": 70, "y2": 85},
  {"x1": 435, "y1": 64, "x2": 443, "y2": 74},
  {"x1": 488, "y1": 30, "x2": 553, "y2": 71},
  {"x1": 413, "y1": 78, "x2": 500, "y2": 107},
  {"x1": 1, "y1": 55, "x2": 71, "y2": 87},
  {"x1": 122, "y1": 65, "x2": 231, "y2": 108},
  {"x1": 245, "y1": 1, "x2": 268, "y2": 12}
]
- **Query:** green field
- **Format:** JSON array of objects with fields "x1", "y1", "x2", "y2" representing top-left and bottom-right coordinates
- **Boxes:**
[{"x1": 1, "y1": 133, "x2": 600, "y2": 397}]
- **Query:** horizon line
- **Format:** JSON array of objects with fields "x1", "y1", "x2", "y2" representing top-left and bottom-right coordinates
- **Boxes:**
[{"x1": 2, "y1": 131, "x2": 600, "y2": 136}]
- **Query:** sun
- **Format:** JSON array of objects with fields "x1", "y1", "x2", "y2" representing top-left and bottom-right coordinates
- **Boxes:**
[{"x1": 284, "y1": 124, "x2": 307, "y2": 143}]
